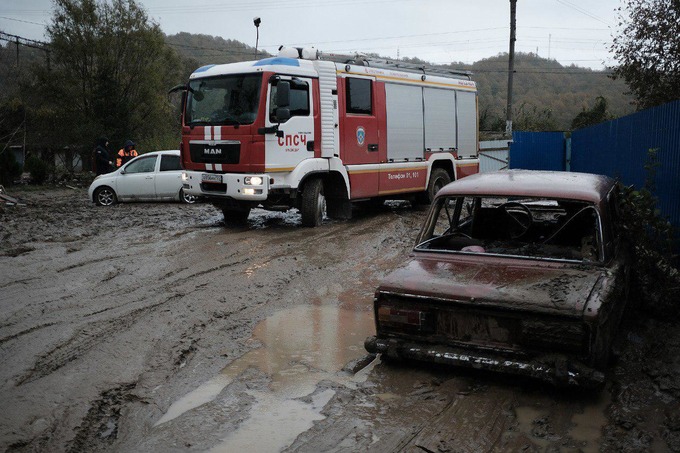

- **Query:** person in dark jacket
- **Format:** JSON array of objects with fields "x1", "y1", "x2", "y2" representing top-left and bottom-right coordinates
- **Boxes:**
[
  {"x1": 93, "y1": 137, "x2": 114, "y2": 175},
  {"x1": 116, "y1": 140, "x2": 138, "y2": 167}
]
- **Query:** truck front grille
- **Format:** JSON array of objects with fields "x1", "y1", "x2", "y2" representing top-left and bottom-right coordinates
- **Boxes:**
[{"x1": 190, "y1": 142, "x2": 240, "y2": 164}]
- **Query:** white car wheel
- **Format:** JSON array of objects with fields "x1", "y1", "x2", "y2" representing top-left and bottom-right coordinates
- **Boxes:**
[{"x1": 95, "y1": 186, "x2": 117, "y2": 206}]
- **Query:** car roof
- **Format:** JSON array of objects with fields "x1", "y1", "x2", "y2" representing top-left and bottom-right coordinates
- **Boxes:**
[
  {"x1": 144, "y1": 150, "x2": 179, "y2": 155},
  {"x1": 438, "y1": 170, "x2": 615, "y2": 203}
]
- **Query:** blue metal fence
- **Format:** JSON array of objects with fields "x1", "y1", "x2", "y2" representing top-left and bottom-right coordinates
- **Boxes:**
[
  {"x1": 571, "y1": 100, "x2": 680, "y2": 241},
  {"x1": 508, "y1": 100, "x2": 680, "y2": 249},
  {"x1": 509, "y1": 131, "x2": 565, "y2": 171}
]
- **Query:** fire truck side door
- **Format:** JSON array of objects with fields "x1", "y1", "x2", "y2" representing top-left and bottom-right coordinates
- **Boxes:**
[
  {"x1": 340, "y1": 76, "x2": 379, "y2": 198},
  {"x1": 263, "y1": 76, "x2": 315, "y2": 173}
]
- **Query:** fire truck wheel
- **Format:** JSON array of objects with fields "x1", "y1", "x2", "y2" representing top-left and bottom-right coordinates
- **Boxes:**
[
  {"x1": 94, "y1": 186, "x2": 117, "y2": 206},
  {"x1": 222, "y1": 208, "x2": 250, "y2": 225},
  {"x1": 423, "y1": 168, "x2": 451, "y2": 204},
  {"x1": 301, "y1": 178, "x2": 326, "y2": 227}
]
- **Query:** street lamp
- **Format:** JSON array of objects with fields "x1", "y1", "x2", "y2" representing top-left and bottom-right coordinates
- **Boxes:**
[{"x1": 254, "y1": 17, "x2": 261, "y2": 59}]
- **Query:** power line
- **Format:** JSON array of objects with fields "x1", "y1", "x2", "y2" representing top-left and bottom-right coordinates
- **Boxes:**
[
  {"x1": 271, "y1": 27, "x2": 507, "y2": 48},
  {"x1": 555, "y1": 0, "x2": 612, "y2": 26},
  {"x1": 0, "y1": 16, "x2": 47, "y2": 27}
]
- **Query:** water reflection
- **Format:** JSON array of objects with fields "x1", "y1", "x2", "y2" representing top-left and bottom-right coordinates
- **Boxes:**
[{"x1": 156, "y1": 301, "x2": 375, "y2": 451}]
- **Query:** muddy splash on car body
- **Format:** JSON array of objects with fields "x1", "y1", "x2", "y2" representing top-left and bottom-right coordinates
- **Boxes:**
[{"x1": 366, "y1": 171, "x2": 631, "y2": 388}]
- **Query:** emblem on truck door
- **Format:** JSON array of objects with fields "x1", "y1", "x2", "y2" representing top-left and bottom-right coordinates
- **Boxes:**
[{"x1": 356, "y1": 127, "x2": 365, "y2": 146}]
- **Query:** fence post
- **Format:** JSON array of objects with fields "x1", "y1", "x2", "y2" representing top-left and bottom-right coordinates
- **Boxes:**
[{"x1": 565, "y1": 136, "x2": 571, "y2": 172}]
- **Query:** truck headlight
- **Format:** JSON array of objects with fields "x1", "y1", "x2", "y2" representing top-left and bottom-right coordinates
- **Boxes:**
[
  {"x1": 244, "y1": 176, "x2": 263, "y2": 186},
  {"x1": 181, "y1": 172, "x2": 188, "y2": 181}
]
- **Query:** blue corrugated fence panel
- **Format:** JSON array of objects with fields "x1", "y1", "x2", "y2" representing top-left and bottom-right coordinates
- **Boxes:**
[
  {"x1": 510, "y1": 131, "x2": 565, "y2": 171},
  {"x1": 572, "y1": 100, "x2": 680, "y2": 248}
]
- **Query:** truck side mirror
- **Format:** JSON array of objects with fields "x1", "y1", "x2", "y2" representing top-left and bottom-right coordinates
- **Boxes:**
[
  {"x1": 275, "y1": 108, "x2": 291, "y2": 122},
  {"x1": 276, "y1": 81, "x2": 291, "y2": 108}
]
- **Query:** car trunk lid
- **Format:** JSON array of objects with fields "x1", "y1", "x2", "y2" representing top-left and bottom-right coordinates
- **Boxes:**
[{"x1": 378, "y1": 253, "x2": 605, "y2": 318}]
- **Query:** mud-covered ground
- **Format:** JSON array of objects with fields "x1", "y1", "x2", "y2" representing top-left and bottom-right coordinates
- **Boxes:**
[{"x1": 0, "y1": 185, "x2": 678, "y2": 452}]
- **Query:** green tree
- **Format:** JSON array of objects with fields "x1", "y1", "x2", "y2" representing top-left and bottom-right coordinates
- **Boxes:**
[
  {"x1": 25, "y1": 0, "x2": 183, "y2": 156},
  {"x1": 610, "y1": 0, "x2": 680, "y2": 109},
  {"x1": 570, "y1": 96, "x2": 612, "y2": 130},
  {"x1": 512, "y1": 102, "x2": 557, "y2": 131}
]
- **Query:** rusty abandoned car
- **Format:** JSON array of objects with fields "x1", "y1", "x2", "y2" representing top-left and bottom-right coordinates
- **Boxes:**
[{"x1": 365, "y1": 170, "x2": 630, "y2": 388}]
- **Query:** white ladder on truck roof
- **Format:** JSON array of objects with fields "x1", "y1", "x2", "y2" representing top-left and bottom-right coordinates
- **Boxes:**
[
  {"x1": 277, "y1": 47, "x2": 472, "y2": 80},
  {"x1": 319, "y1": 52, "x2": 473, "y2": 80}
]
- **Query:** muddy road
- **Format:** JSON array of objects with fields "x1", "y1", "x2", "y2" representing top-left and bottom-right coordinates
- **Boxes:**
[{"x1": 1, "y1": 187, "x2": 678, "y2": 452}]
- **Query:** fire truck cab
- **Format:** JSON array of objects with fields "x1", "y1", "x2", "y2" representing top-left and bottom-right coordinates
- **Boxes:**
[{"x1": 177, "y1": 48, "x2": 479, "y2": 226}]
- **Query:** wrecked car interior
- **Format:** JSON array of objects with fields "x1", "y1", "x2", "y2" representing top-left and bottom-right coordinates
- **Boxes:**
[{"x1": 417, "y1": 196, "x2": 603, "y2": 262}]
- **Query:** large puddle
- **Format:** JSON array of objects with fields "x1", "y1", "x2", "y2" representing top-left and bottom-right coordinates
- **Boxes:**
[{"x1": 155, "y1": 300, "x2": 375, "y2": 451}]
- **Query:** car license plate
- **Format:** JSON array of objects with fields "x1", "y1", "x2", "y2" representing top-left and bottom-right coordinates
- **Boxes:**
[
  {"x1": 438, "y1": 312, "x2": 512, "y2": 344},
  {"x1": 202, "y1": 173, "x2": 222, "y2": 183}
]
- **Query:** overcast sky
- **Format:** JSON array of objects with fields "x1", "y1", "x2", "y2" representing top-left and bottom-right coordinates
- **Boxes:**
[{"x1": 1, "y1": 0, "x2": 624, "y2": 70}]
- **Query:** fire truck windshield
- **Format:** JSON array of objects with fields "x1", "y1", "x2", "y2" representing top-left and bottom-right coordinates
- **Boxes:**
[{"x1": 186, "y1": 74, "x2": 262, "y2": 126}]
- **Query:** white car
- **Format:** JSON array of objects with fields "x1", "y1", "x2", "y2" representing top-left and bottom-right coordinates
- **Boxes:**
[{"x1": 88, "y1": 150, "x2": 197, "y2": 206}]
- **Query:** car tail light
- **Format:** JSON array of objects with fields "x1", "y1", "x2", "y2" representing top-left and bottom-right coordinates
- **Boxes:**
[{"x1": 377, "y1": 305, "x2": 434, "y2": 334}]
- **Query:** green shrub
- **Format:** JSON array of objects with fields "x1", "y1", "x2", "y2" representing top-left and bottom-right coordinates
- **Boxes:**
[
  {"x1": 24, "y1": 155, "x2": 51, "y2": 184},
  {"x1": 618, "y1": 149, "x2": 679, "y2": 316}
]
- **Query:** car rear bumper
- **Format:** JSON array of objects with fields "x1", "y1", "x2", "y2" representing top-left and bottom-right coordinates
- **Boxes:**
[{"x1": 364, "y1": 336, "x2": 605, "y2": 389}]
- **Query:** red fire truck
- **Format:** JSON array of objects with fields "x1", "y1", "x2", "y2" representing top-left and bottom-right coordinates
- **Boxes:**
[{"x1": 174, "y1": 48, "x2": 479, "y2": 226}]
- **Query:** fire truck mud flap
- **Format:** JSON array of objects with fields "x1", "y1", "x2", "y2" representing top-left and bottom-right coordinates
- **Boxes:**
[{"x1": 364, "y1": 336, "x2": 605, "y2": 389}]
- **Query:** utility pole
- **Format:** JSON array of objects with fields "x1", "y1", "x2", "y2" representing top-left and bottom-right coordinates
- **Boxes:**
[{"x1": 505, "y1": 0, "x2": 517, "y2": 138}]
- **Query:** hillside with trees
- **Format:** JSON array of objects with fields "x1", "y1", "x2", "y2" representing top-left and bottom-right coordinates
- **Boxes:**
[
  {"x1": 458, "y1": 52, "x2": 634, "y2": 131},
  {"x1": 164, "y1": 32, "x2": 270, "y2": 69}
]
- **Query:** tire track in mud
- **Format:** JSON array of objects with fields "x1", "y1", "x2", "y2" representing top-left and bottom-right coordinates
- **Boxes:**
[
  {"x1": 0, "y1": 322, "x2": 58, "y2": 347},
  {"x1": 66, "y1": 382, "x2": 140, "y2": 453},
  {"x1": 15, "y1": 298, "x2": 174, "y2": 386},
  {"x1": 403, "y1": 389, "x2": 515, "y2": 452},
  {"x1": 0, "y1": 277, "x2": 36, "y2": 290},
  {"x1": 166, "y1": 257, "x2": 253, "y2": 286},
  {"x1": 56, "y1": 255, "x2": 128, "y2": 273}
]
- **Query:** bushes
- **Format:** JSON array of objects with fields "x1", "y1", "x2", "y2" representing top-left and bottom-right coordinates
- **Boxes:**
[
  {"x1": 24, "y1": 155, "x2": 51, "y2": 184},
  {"x1": 618, "y1": 149, "x2": 679, "y2": 316}
]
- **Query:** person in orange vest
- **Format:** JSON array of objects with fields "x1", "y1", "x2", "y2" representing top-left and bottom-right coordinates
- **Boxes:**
[{"x1": 117, "y1": 140, "x2": 138, "y2": 167}]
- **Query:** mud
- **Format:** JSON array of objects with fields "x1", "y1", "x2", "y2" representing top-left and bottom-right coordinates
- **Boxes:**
[{"x1": 0, "y1": 186, "x2": 678, "y2": 452}]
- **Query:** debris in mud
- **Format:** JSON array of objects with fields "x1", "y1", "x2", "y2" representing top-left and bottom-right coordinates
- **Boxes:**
[
  {"x1": 341, "y1": 354, "x2": 376, "y2": 374},
  {"x1": 0, "y1": 188, "x2": 25, "y2": 208}
]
